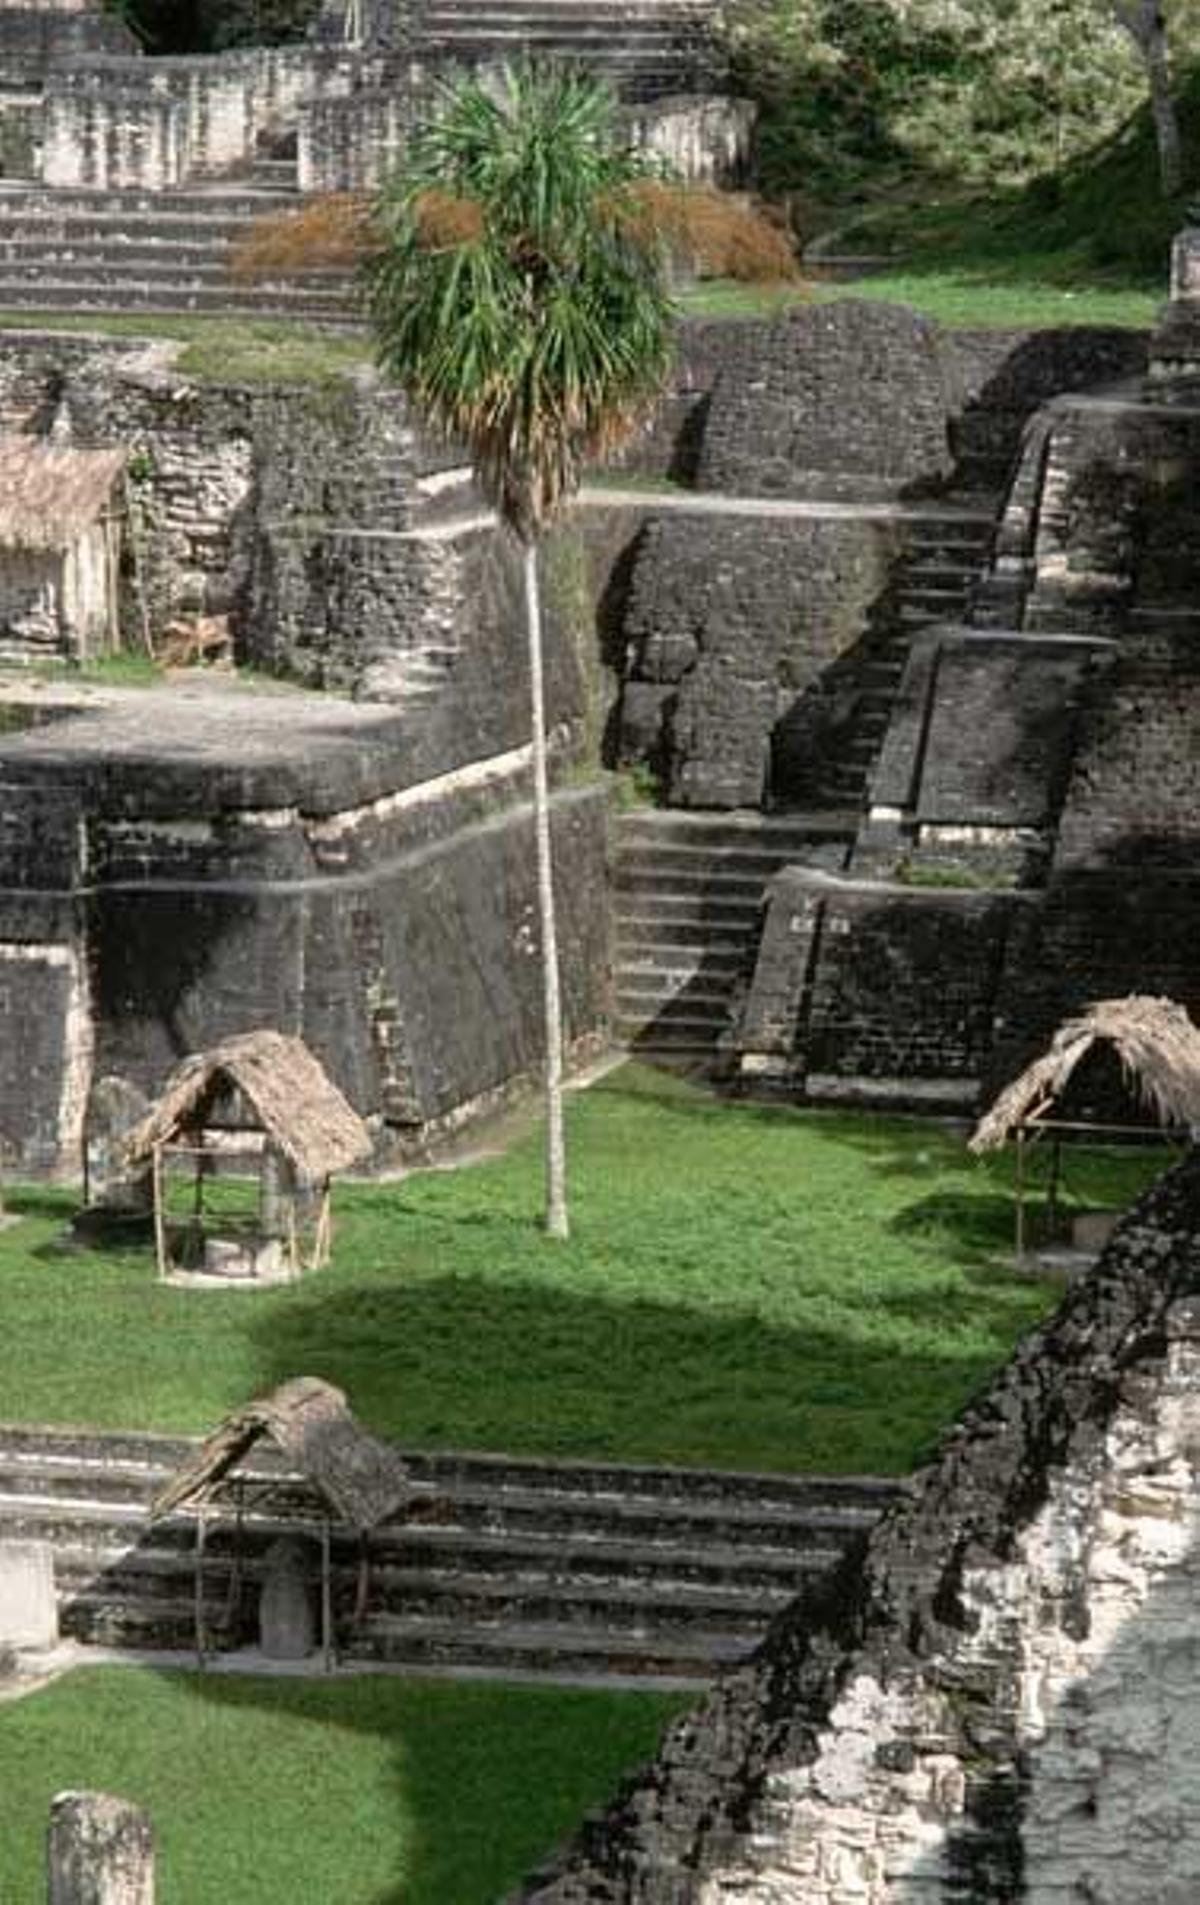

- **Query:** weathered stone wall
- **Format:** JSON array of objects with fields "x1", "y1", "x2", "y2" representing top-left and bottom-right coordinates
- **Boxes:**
[
  {"x1": 861, "y1": 628, "x2": 1113, "y2": 884},
  {"x1": 697, "y1": 300, "x2": 957, "y2": 501},
  {"x1": 0, "y1": 691, "x2": 609, "y2": 1170},
  {"x1": 736, "y1": 865, "x2": 1028, "y2": 1103},
  {"x1": 41, "y1": 45, "x2": 364, "y2": 190},
  {"x1": 0, "y1": 335, "x2": 430, "y2": 659},
  {"x1": 615, "y1": 509, "x2": 906, "y2": 807},
  {"x1": 622, "y1": 95, "x2": 754, "y2": 188},
  {"x1": 0, "y1": 4, "x2": 133, "y2": 90},
  {"x1": 296, "y1": 65, "x2": 407, "y2": 191},
  {"x1": 614, "y1": 315, "x2": 1150, "y2": 494},
  {"x1": 517, "y1": 1149, "x2": 1200, "y2": 1903}
]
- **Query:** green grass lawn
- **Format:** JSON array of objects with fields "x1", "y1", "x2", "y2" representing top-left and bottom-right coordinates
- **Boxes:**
[
  {"x1": 0, "y1": 1666, "x2": 686, "y2": 1904},
  {"x1": 0, "y1": 1067, "x2": 1168, "y2": 1475}
]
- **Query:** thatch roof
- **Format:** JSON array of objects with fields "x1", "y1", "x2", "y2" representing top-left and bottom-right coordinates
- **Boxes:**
[
  {"x1": 970, "y1": 995, "x2": 1200, "y2": 1153},
  {"x1": 151, "y1": 1377, "x2": 413, "y2": 1531},
  {"x1": 122, "y1": 1030, "x2": 372, "y2": 1181},
  {"x1": 0, "y1": 438, "x2": 125, "y2": 551}
]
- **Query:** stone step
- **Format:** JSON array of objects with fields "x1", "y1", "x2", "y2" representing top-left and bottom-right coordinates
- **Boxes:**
[
  {"x1": 617, "y1": 899, "x2": 765, "y2": 937},
  {"x1": 0, "y1": 258, "x2": 347, "y2": 291},
  {"x1": 342, "y1": 1613, "x2": 756, "y2": 1685},
  {"x1": 615, "y1": 919, "x2": 756, "y2": 954},
  {"x1": 616, "y1": 1005, "x2": 731, "y2": 1040},
  {"x1": 0, "y1": 282, "x2": 359, "y2": 321},
  {"x1": 612, "y1": 939, "x2": 749, "y2": 974},
  {"x1": 618, "y1": 1020, "x2": 727, "y2": 1056},
  {"x1": 0, "y1": 1426, "x2": 899, "y2": 1514},
  {"x1": 0, "y1": 214, "x2": 273, "y2": 246},
  {"x1": 0, "y1": 1426, "x2": 899, "y2": 1684},
  {"x1": 50, "y1": 1523, "x2": 839, "y2": 1596},
  {"x1": 0, "y1": 185, "x2": 303, "y2": 219},
  {"x1": 56, "y1": 1547, "x2": 799, "y2": 1634},
  {"x1": 615, "y1": 809, "x2": 855, "y2": 848},
  {"x1": 615, "y1": 979, "x2": 736, "y2": 1015},
  {"x1": 614, "y1": 844, "x2": 824, "y2": 883}
]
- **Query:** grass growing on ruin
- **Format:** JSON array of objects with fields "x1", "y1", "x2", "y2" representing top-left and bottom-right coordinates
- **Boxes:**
[
  {"x1": 684, "y1": 272, "x2": 1157, "y2": 329},
  {"x1": 0, "y1": 311, "x2": 370, "y2": 385},
  {"x1": 0, "y1": 1067, "x2": 1171, "y2": 1475},
  {"x1": 0, "y1": 1665, "x2": 686, "y2": 1904}
]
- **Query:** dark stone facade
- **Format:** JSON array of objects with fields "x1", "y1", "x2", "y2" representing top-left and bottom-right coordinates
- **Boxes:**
[
  {"x1": 0, "y1": 692, "x2": 609, "y2": 1171},
  {"x1": 739, "y1": 868, "x2": 1029, "y2": 1104},
  {"x1": 726, "y1": 296, "x2": 1200, "y2": 1113},
  {"x1": 697, "y1": 300, "x2": 958, "y2": 500},
  {"x1": 616, "y1": 511, "x2": 903, "y2": 808},
  {"x1": 516, "y1": 1151, "x2": 1200, "y2": 1902}
]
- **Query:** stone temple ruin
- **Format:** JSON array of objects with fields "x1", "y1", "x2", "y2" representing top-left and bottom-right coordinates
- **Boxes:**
[
  {"x1": 0, "y1": 0, "x2": 748, "y2": 326},
  {"x1": 0, "y1": 215, "x2": 1194, "y2": 1171}
]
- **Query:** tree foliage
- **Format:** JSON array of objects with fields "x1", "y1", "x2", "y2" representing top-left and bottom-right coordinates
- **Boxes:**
[
  {"x1": 102, "y1": 0, "x2": 317, "y2": 52},
  {"x1": 363, "y1": 67, "x2": 676, "y2": 538},
  {"x1": 727, "y1": 0, "x2": 1199, "y2": 199}
]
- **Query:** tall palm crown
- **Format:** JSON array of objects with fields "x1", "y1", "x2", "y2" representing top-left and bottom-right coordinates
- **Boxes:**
[{"x1": 364, "y1": 65, "x2": 675, "y2": 541}]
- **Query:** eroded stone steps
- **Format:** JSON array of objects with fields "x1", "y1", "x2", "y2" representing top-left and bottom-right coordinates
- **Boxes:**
[
  {"x1": 0, "y1": 1424, "x2": 899, "y2": 1686},
  {"x1": 417, "y1": 0, "x2": 722, "y2": 99},
  {"x1": 0, "y1": 281, "x2": 357, "y2": 320},
  {"x1": 808, "y1": 523, "x2": 994, "y2": 809},
  {"x1": 611, "y1": 811, "x2": 856, "y2": 1059},
  {"x1": 0, "y1": 182, "x2": 357, "y2": 319}
]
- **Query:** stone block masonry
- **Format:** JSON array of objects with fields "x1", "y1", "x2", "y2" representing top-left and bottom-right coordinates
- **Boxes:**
[
  {"x1": 617, "y1": 509, "x2": 906, "y2": 808},
  {"x1": 737, "y1": 866, "x2": 1030, "y2": 1106},
  {"x1": 516, "y1": 1149, "x2": 1200, "y2": 1903},
  {"x1": 0, "y1": 685, "x2": 610, "y2": 1171}
]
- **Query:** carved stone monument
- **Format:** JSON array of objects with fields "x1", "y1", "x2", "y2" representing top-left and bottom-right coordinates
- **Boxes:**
[
  {"x1": 258, "y1": 1536, "x2": 316, "y2": 1660},
  {"x1": 0, "y1": 1538, "x2": 57, "y2": 1650},
  {"x1": 47, "y1": 1793, "x2": 154, "y2": 1905}
]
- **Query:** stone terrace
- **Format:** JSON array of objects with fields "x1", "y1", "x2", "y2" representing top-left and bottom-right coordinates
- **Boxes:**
[{"x1": 0, "y1": 1423, "x2": 901, "y2": 1688}]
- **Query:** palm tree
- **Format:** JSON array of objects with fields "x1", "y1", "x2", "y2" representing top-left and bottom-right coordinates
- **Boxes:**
[{"x1": 364, "y1": 65, "x2": 674, "y2": 1238}]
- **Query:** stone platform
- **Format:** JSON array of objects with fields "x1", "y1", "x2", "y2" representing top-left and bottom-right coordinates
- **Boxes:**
[{"x1": 0, "y1": 674, "x2": 609, "y2": 1171}]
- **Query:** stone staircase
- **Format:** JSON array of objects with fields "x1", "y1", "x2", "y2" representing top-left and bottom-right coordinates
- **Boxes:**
[
  {"x1": 0, "y1": 1424, "x2": 900, "y2": 1687},
  {"x1": 0, "y1": 183, "x2": 358, "y2": 322},
  {"x1": 611, "y1": 810, "x2": 855, "y2": 1063},
  {"x1": 416, "y1": 0, "x2": 724, "y2": 102},
  {"x1": 807, "y1": 513, "x2": 996, "y2": 812}
]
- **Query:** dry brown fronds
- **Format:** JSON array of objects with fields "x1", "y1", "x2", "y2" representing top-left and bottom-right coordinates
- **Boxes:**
[
  {"x1": 970, "y1": 995, "x2": 1200, "y2": 1152},
  {"x1": 412, "y1": 188, "x2": 486, "y2": 250},
  {"x1": 228, "y1": 194, "x2": 379, "y2": 281},
  {"x1": 626, "y1": 182, "x2": 800, "y2": 285}
]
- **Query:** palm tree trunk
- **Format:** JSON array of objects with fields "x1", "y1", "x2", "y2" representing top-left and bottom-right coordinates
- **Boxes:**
[{"x1": 523, "y1": 535, "x2": 569, "y2": 1240}]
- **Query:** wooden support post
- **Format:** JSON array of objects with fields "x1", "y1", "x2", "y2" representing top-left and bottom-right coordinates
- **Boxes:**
[
  {"x1": 152, "y1": 1145, "x2": 167, "y2": 1282},
  {"x1": 1047, "y1": 1135, "x2": 1062, "y2": 1241},
  {"x1": 354, "y1": 1537, "x2": 370, "y2": 1626},
  {"x1": 194, "y1": 1512, "x2": 207, "y2": 1671},
  {"x1": 321, "y1": 1521, "x2": 333, "y2": 1674},
  {"x1": 1015, "y1": 1127, "x2": 1027, "y2": 1262},
  {"x1": 222, "y1": 1483, "x2": 245, "y2": 1638}
]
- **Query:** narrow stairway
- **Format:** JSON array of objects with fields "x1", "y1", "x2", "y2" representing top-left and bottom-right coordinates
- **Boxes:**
[
  {"x1": 806, "y1": 512, "x2": 996, "y2": 811},
  {"x1": 611, "y1": 810, "x2": 856, "y2": 1064},
  {"x1": 418, "y1": 0, "x2": 724, "y2": 100}
]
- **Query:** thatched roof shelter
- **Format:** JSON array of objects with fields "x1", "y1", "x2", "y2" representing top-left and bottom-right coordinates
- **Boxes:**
[
  {"x1": 151, "y1": 1377, "x2": 413, "y2": 1532},
  {"x1": 971, "y1": 995, "x2": 1200, "y2": 1154},
  {"x1": 123, "y1": 1030, "x2": 371, "y2": 1183},
  {"x1": 0, "y1": 438, "x2": 125, "y2": 551}
]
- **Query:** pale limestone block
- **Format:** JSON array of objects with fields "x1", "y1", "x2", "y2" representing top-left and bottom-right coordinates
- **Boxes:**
[
  {"x1": 47, "y1": 1793, "x2": 154, "y2": 1905},
  {"x1": 0, "y1": 1540, "x2": 56, "y2": 1649}
]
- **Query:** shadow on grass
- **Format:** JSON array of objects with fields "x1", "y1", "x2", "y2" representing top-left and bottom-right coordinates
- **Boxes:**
[
  {"x1": 241, "y1": 1270, "x2": 1048, "y2": 1477},
  {"x1": 160, "y1": 1669, "x2": 689, "y2": 1905}
]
